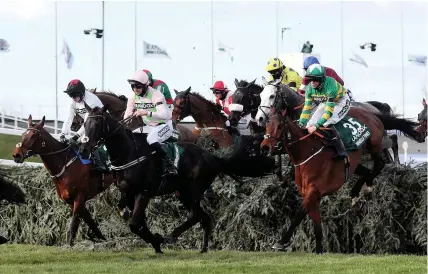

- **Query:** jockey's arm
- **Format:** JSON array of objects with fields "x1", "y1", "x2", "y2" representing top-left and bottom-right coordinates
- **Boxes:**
[
  {"x1": 150, "y1": 91, "x2": 172, "y2": 121},
  {"x1": 329, "y1": 68, "x2": 344, "y2": 86},
  {"x1": 156, "y1": 83, "x2": 173, "y2": 105},
  {"x1": 298, "y1": 89, "x2": 313, "y2": 127},
  {"x1": 60, "y1": 103, "x2": 76, "y2": 136},
  {"x1": 76, "y1": 92, "x2": 104, "y2": 137},
  {"x1": 123, "y1": 93, "x2": 135, "y2": 119},
  {"x1": 315, "y1": 80, "x2": 343, "y2": 128}
]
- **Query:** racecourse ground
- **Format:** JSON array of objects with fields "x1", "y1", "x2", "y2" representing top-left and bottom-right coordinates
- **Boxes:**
[{"x1": 0, "y1": 245, "x2": 425, "y2": 274}]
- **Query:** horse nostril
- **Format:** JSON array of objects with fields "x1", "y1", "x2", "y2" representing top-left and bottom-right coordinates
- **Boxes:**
[{"x1": 259, "y1": 116, "x2": 264, "y2": 122}]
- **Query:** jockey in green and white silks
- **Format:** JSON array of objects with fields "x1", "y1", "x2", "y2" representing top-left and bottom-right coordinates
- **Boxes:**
[
  {"x1": 299, "y1": 64, "x2": 351, "y2": 159},
  {"x1": 124, "y1": 70, "x2": 178, "y2": 177}
]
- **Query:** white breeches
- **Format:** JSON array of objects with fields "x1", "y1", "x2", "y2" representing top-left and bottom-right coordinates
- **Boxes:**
[
  {"x1": 132, "y1": 120, "x2": 173, "y2": 144},
  {"x1": 307, "y1": 93, "x2": 351, "y2": 127}
]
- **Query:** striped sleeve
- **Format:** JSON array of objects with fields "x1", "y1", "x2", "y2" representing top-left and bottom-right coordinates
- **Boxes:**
[
  {"x1": 299, "y1": 88, "x2": 313, "y2": 126},
  {"x1": 315, "y1": 78, "x2": 343, "y2": 127}
]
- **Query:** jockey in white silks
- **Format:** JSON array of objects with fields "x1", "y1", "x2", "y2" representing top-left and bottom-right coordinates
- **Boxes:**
[
  {"x1": 124, "y1": 70, "x2": 178, "y2": 177},
  {"x1": 60, "y1": 79, "x2": 109, "y2": 172}
]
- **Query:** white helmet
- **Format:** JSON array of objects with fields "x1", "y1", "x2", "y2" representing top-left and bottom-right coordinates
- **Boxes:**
[{"x1": 127, "y1": 70, "x2": 149, "y2": 85}]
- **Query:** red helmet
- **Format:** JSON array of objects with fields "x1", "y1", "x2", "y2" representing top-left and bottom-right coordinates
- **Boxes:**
[{"x1": 210, "y1": 81, "x2": 229, "y2": 93}]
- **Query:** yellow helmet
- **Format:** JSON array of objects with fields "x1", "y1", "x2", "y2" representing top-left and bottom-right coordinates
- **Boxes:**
[{"x1": 265, "y1": 57, "x2": 284, "y2": 73}]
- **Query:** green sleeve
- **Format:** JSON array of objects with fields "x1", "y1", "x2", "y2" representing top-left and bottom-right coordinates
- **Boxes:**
[
  {"x1": 315, "y1": 78, "x2": 337, "y2": 127},
  {"x1": 299, "y1": 87, "x2": 313, "y2": 126}
]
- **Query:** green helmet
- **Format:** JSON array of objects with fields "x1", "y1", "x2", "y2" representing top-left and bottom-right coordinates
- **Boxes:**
[{"x1": 305, "y1": 64, "x2": 325, "y2": 78}]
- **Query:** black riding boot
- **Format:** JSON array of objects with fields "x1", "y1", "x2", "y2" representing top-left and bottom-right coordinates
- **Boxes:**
[
  {"x1": 150, "y1": 142, "x2": 178, "y2": 177},
  {"x1": 327, "y1": 127, "x2": 348, "y2": 159},
  {"x1": 91, "y1": 149, "x2": 109, "y2": 173}
]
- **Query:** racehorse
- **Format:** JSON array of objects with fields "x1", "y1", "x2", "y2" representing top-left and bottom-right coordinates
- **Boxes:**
[
  {"x1": 71, "y1": 88, "x2": 197, "y2": 143},
  {"x1": 0, "y1": 169, "x2": 26, "y2": 244},
  {"x1": 416, "y1": 98, "x2": 427, "y2": 141},
  {"x1": 249, "y1": 81, "x2": 400, "y2": 164},
  {"x1": 260, "y1": 95, "x2": 421, "y2": 254},
  {"x1": 80, "y1": 105, "x2": 276, "y2": 253},
  {"x1": 172, "y1": 86, "x2": 234, "y2": 148},
  {"x1": 12, "y1": 115, "x2": 113, "y2": 246}
]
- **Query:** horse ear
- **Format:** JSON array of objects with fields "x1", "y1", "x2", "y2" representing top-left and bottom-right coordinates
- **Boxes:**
[
  {"x1": 93, "y1": 87, "x2": 97, "y2": 93},
  {"x1": 185, "y1": 86, "x2": 191, "y2": 93},
  {"x1": 250, "y1": 78, "x2": 257, "y2": 86},
  {"x1": 261, "y1": 76, "x2": 268, "y2": 86},
  {"x1": 423, "y1": 98, "x2": 426, "y2": 106},
  {"x1": 234, "y1": 78, "x2": 239, "y2": 87},
  {"x1": 39, "y1": 116, "x2": 45, "y2": 127},
  {"x1": 28, "y1": 114, "x2": 33, "y2": 127},
  {"x1": 174, "y1": 89, "x2": 179, "y2": 95}
]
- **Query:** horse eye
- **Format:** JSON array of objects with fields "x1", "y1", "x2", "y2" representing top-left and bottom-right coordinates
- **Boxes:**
[
  {"x1": 30, "y1": 134, "x2": 36, "y2": 139},
  {"x1": 269, "y1": 95, "x2": 274, "y2": 99}
]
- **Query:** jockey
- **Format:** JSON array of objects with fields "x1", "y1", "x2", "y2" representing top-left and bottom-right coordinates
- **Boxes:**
[
  {"x1": 298, "y1": 64, "x2": 351, "y2": 159},
  {"x1": 298, "y1": 56, "x2": 355, "y2": 101},
  {"x1": 142, "y1": 69, "x2": 174, "y2": 110},
  {"x1": 265, "y1": 57, "x2": 302, "y2": 91},
  {"x1": 124, "y1": 70, "x2": 178, "y2": 178},
  {"x1": 60, "y1": 79, "x2": 110, "y2": 172},
  {"x1": 210, "y1": 80, "x2": 234, "y2": 116}
]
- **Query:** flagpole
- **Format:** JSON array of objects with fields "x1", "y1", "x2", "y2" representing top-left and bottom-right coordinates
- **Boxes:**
[
  {"x1": 340, "y1": 1, "x2": 344, "y2": 78},
  {"x1": 400, "y1": 9, "x2": 405, "y2": 118},
  {"x1": 210, "y1": 0, "x2": 214, "y2": 86},
  {"x1": 102, "y1": 1, "x2": 105, "y2": 91},
  {"x1": 275, "y1": 1, "x2": 279, "y2": 56},
  {"x1": 134, "y1": 1, "x2": 137, "y2": 71},
  {"x1": 54, "y1": 1, "x2": 58, "y2": 134}
]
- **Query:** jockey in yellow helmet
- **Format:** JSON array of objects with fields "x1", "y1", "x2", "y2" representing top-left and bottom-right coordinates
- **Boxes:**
[{"x1": 265, "y1": 57, "x2": 302, "y2": 91}]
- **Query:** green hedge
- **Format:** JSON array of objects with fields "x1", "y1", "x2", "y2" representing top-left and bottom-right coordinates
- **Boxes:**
[{"x1": 0, "y1": 159, "x2": 426, "y2": 254}]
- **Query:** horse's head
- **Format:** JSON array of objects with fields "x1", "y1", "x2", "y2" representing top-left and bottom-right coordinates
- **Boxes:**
[
  {"x1": 12, "y1": 115, "x2": 50, "y2": 163},
  {"x1": 172, "y1": 86, "x2": 192, "y2": 122},
  {"x1": 71, "y1": 115, "x2": 84, "y2": 132},
  {"x1": 260, "y1": 113, "x2": 287, "y2": 156},
  {"x1": 228, "y1": 78, "x2": 262, "y2": 127},
  {"x1": 80, "y1": 104, "x2": 113, "y2": 158},
  {"x1": 255, "y1": 77, "x2": 282, "y2": 127},
  {"x1": 416, "y1": 98, "x2": 427, "y2": 141}
]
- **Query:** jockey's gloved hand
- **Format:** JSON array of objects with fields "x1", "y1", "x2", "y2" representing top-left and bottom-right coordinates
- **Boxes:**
[
  {"x1": 298, "y1": 123, "x2": 306, "y2": 129},
  {"x1": 59, "y1": 134, "x2": 67, "y2": 143},
  {"x1": 71, "y1": 134, "x2": 80, "y2": 143}
]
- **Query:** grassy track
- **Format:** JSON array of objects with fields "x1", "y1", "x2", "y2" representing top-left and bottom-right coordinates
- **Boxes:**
[
  {"x1": 0, "y1": 134, "x2": 41, "y2": 163},
  {"x1": 0, "y1": 245, "x2": 425, "y2": 274}
]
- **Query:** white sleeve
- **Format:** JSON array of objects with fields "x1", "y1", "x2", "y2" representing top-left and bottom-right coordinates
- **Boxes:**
[
  {"x1": 61, "y1": 103, "x2": 76, "y2": 135},
  {"x1": 84, "y1": 91, "x2": 104, "y2": 109}
]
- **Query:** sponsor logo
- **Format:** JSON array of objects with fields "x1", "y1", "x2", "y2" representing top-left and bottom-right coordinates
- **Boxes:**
[
  {"x1": 158, "y1": 125, "x2": 170, "y2": 137},
  {"x1": 135, "y1": 103, "x2": 155, "y2": 109},
  {"x1": 312, "y1": 95, "x2": 327, "y2": 103},
  {"x1": 75, "y1": 108, "x2": 87, "y2": 114}
]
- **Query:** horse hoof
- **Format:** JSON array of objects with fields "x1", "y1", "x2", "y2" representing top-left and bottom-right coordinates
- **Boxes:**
[
  {"x1": 119, "y1": 209, "x2": 132, "y2": 221},
  {"x1": 153, "y1": 233, "x2": 165, "y2": 244},
  {"x1": 155, "y1": 249, "x2": 164, "y2": 254},
  {"x1": 200, "y1": 248, "x2": 208, "y2": 253},
  {"x1": 363, "y1": 186, "x2": 373, "y2": 197},
  {"x1": 272, "y1": 243, "x2": 286, "y2": 251}
]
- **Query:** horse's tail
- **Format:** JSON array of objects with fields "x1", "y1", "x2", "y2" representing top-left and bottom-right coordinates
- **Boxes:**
[
  {"x1": 214, "y1": 140, "x2": 276, "y2": 178},
  {"x1": 374, "y1": 113, "x2": 423, "y2": 142},
  {"x1": 0, "y1": 173, "x2": 26, "y2": 204}
]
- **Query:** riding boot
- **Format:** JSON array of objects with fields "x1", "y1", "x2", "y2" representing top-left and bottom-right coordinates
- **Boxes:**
[
  {"x1": 91, "y1": 149, "x2": 109, "y2": 173},
  {"x1": 327, "y1": 127, "x2": 348, "y2": 159},
  {"x1": 150, "y1": 142, "x2": 178, "y2": 177}
]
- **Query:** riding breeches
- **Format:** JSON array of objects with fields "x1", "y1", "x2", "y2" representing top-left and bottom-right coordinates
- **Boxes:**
[
  {"x1": 133, "y1": 120, "x2": 173, "y2": 144},
  {"x1": 307, "y1": 93, "x2": 351, "y2": 127}
]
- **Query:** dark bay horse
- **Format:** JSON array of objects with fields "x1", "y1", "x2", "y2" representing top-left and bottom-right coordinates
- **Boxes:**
[
  {"x1": 12, "y1": 115, "x2": 112, "y2": 246},
  {"x1": 0, "y1": 169, "x2": 26, "y2": 244},
  {"x1": 260, "y1": 97, "x2": 421, "y2": 254},
  {"x1": 71, "y1": 88, "x2": 197, "y2": 143},
  {"x1": 172, "y1": 86, "x2": 234, "y2": 148},
  {"x1": 80, "y1": 106, "x2": 276, "y2": 253}
]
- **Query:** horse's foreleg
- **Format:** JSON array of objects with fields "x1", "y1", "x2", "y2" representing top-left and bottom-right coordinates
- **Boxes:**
[
  {"x1": 272, "y1": 207, "x2": 307, "y2": 251},
  {"x1": 389, "y1": 134, "x2": 399, "y2": 164},
  {"x1": 68, "y1": 202, "x2": 82, "y2": 246},
  {"x1": 364, "y1": 152, "x2": 385, "y2": 195},
  {"x1": 79, "y1": 206, "x2": 106, "y2": 241},
  {"x1": 308, "y1": 206, "x2": 323, "y2": 254},
  {"x1": 169, "y1": 196, "x2": 203, "y2": 245},
  {"x1": 200, "y1": 208, "x2": 213, "y2": 253},
  {"x1": 129, "y1": 193, "x2": 162, "y2": 253},
  {"x1": 350, "y1": 164, "x2": 371, "y2": 200}
]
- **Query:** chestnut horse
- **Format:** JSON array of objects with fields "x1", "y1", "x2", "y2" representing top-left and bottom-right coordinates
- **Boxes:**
[
  {"x1": 260, "y1": 100, "x2": 421, "y2": 253},
  {"x1": 172, "y1": 87, "x2": 235, "y2": 148},
  {"x1": 12, "y1": 115, "x2": 112, "y2": 246}
]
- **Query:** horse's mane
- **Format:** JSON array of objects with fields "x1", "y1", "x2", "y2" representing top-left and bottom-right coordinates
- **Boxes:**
[
  {"x1": 279, "y1": 84, "x2": 304, "y2": 107},
  {"x1": 187, "y1": 91, "x2": 227, "y2": 118},
  {"x1": 236, "y1": 79, "x2": 264, "y2": 95},
  {"x1": 92, "y1": 90, "x2": 128, "y2": 103}
]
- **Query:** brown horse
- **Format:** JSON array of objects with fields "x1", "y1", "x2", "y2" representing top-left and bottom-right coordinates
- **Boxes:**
[
  {"x1": 260, "y1": 100, "x2": 421, "y2": 253},
  {"x1": 172, "y1": 87, "x2": 234, "y2": 148},
  {"x1": 71, "y1": 88, "x2": 197, "y2": 143},
  {"x1": 416, "y1": 98, "x2": 427, "y2": 141},
  {"x1": 12, "y1": 115, "x2": 112, "y2": 246}
]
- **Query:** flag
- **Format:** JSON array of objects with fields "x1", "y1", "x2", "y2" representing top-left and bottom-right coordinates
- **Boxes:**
[
  {"x1": 0, "y1": 39, "x2": 10, "y2": 52},
  {"x1": 61, "y1": 40, "x2": 74, "y2": 69},
  {"x1": 349, "y1": 52, "x2": 368, "y2": 68},
  {"x1": 143, "y1": 41, "x2": 171, "y2": 59},
  {"x1": 218, "y1": 42, "x2": 234, "y2": 62},
  {"x1": 408, "y1": 54, "x2": 427, "y2": 66}
]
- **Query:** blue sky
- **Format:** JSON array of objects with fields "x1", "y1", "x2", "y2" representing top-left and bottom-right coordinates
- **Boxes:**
[{"x1": 0, "y1": 0, "x2": 426, "y2": 121}]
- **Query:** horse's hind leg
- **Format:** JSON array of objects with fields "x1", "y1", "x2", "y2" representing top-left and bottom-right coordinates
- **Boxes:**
[
  {"x1": 389, "y1": 134, "x2": 399, "y2": 164},
  {"x1": 200, "y1": 208, "x2": 213, "y2": 253}
]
